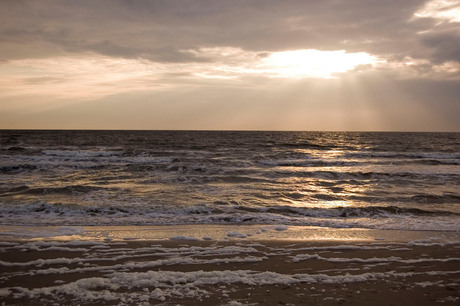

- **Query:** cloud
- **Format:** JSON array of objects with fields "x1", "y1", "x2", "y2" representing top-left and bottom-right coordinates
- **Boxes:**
[
  {"x1": 419, "y1": 29, "x2": 460, "y2": 63},
  {"x1": 0, "y1": 47, "x2": 383, "y2": 103},
  {"x1": 1, "y1": 0, "x2": 460, "y2": 80},
  {"x1": 414, "y1": 0, "x2": 460, "y2": 22},
  {"x1": 0, "y1": 0, "x2": 434, "y2": 61},
  {"x1": 2, "y1": 0, "x2": 452, "y2": 76},
  {"x1": 410, "y1": 0, "x2": 460, "y2": 67}
]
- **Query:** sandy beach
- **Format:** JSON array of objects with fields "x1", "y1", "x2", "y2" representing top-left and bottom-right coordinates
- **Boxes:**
[{"x1": 1, "y1": 226, "x2": 459, "y2": 305}]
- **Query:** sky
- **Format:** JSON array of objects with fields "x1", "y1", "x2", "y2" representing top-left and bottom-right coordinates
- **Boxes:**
[{"x1": 1, "y1": 0, "x2": 460, "y2": 131}]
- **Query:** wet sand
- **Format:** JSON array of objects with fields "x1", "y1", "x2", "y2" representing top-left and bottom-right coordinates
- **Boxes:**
[{"x1": 1, "y1": 234, "x2": 459, "y2": 305}]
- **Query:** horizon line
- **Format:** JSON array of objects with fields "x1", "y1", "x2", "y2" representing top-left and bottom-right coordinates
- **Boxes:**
[{"x1": 1, "y1": 128, "x2": 459, "y2": 133}]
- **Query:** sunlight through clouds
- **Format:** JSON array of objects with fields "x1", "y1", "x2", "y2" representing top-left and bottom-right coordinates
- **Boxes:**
[
  {"x1": 259, "y1": 50, "x2": 379, "y2": 79},
  {"x1": 414, "y1": 0, "x2": 460, "y2": 22},
  {"x1": 188, "y1": 48, "x2": 380, "y2": 80},
  {"x1": 0, "y1": 48, "x2": 382, "y2": 99}
]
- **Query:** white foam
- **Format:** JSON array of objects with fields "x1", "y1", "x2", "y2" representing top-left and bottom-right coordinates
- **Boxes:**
[
  {"x1": 292, "y1": 254, "x2": 401, "y2": 263},
  {"x1": 3, "y1": 268, "x2": 438, "y2": 303},
  {"x1": 291, "y1": 253, "x2": 460, "y2": 264},
  {"x1": 2, "y1": 238, "x2": 460, "y2": 303},
  {"x1": 0, "y1": 257, "x2": 75, "y2": 267},
  {"x1": 0, "y1": 288, "x2": 12, "y2": 297},
  {"x1": 415, "y1": 281, "x2": 438, "y2": 288},
  {"x1": 10, "y1": 250, "x2": 266, "y2": 276}
]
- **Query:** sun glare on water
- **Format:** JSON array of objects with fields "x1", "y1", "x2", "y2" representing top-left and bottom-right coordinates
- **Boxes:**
[{"x1": 260, "y1": 49, "x2": 378, "y2": 78}]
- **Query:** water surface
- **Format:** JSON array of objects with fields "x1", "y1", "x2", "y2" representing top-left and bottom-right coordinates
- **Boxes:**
[{"x1": 1, "y1": 130, "x2": 459, "y2": 231}]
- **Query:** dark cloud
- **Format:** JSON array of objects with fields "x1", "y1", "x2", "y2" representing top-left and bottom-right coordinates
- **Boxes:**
[
  {"x1": 420, "y1": 29, "x2": 460, "y2": 63},
  {"x1": 0, "y1": 0, "x2": 432, "y2": 62},
  {"x1": 1, "y1": 0, "x2": 460, "y2": 84}
]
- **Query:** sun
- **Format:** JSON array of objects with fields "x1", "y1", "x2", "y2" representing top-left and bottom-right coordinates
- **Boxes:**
[{"x1": 260, "y1": 49, "x2": 378, "y2": 78}]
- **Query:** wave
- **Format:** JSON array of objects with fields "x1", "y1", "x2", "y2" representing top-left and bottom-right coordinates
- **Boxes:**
[
  {"x1": 410, "y1": 194, "x2": 460, "y2": 204},
  {"x1": 0, "y1": 185, "x2": 105, "y2": 197},
  {"x1": 278, "y1": 142, "x2": 332, "y2": 150},
  {"x1": 270, "y1": 170, "x2": 451, "y2": 181},
  {"x1": 42, "y1": 149, "x2": 124, "y2": 158},
  {"x1": 5, "y1": 146, "x2": 27, "y2": 152},
  {"x1": 0, "y1": 164, "x2": 38, "y2": 174},
  {"x1": 344, "y1": 151, "x2": 460, "y2": 160},
  {"x1": 1, "y1": 201, "x2": 456, "y2": 222},
  {"x1": 0, "y1": 151, "x2": 177, "y2": 174},
  {"x1": 343, "y1": 193, "x2": 460, "y2": 205},
  {"x1": 259, "y1": 205, "x2": 458, "y2": 218},
  {"x1": 405, "y1": 159, "x2": 460, "y2": 166},
  {"x1": 257, "y1": 159, "x2": 361, "y2": 167}
]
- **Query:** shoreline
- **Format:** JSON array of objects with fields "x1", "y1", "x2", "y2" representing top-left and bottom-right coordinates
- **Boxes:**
[
  {"x1": 1, "y1": 224, "x2": 459, "y2": 243},
  {"x1": 1, "y1": 226, "x2": 459, "y2": 305}
]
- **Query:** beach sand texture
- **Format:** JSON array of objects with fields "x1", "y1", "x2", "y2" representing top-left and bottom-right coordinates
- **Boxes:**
[{"x1": 1, "y1": 233, "x2": 459, "y2": 305}]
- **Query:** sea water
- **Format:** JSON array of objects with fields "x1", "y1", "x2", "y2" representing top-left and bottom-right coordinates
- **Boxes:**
[{"x1": 0, "y1": 130, "x2": 459, "y2": 232}]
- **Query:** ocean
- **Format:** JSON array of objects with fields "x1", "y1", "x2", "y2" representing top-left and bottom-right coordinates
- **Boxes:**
[{"x1": 1, "y1": 130, "x2": 459, "y2": 232}]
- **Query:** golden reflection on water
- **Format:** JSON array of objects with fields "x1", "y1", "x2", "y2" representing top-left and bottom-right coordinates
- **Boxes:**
[
  {"x1": 4, "y1": 224, "x2": 456, "y2": 242},
  {"x1": 279, "y1": 168, "x2": 371, "y2": 210},
  {"x1": 21, "y1": 225, "x2": 386, "y2": 242},
  {"x1": 295, "y1": 148, "x2": 344, "y2": 159}
]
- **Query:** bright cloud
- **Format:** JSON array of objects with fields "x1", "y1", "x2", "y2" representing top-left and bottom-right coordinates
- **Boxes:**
[
  {"x1": 189, "y1": 48, "x2": 380, "y2": 79},
  {"x1": 414, "y1": 0, "x2": 460, "y2": 22},
  {"x1": 0, "y1": 48, "x2": 383, "y2": 99},
  {"x1": 0, "y1": 56, "x2": 169, "y2": 99},
  {"x1": 258, "y1": 50, "x2": 379, "y2": 78},
  {"x1": 4, "y1": 44, "x2": 459, "y2": 101}
]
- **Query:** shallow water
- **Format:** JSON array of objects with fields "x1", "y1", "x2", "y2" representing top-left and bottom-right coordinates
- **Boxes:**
[{"x1": 1, "y1": 130, "x2": 459, "y2": 231}]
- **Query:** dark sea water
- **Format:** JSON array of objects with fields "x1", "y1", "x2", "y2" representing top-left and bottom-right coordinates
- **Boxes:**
[{"x1": 0, "y1": 130, "x2": 459, "y2": 231}]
